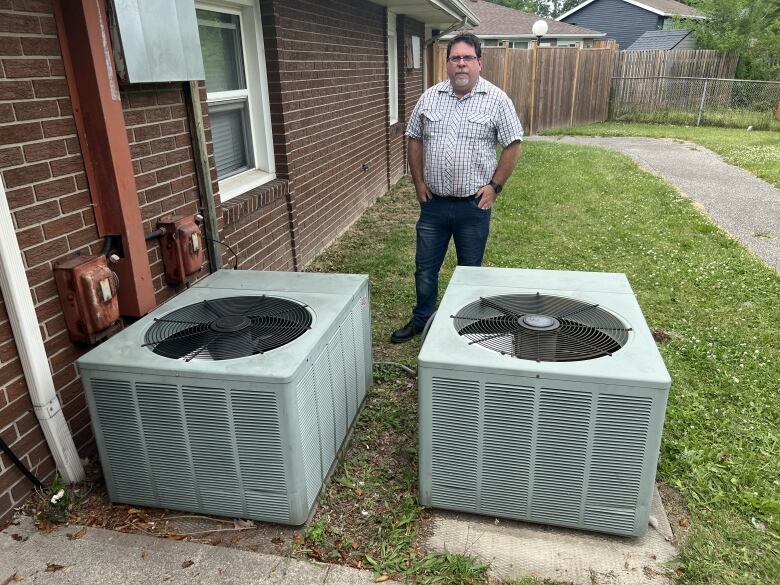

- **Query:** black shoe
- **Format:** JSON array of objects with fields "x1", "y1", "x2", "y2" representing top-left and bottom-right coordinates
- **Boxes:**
[{"x1": 390, "y1": 320, "x2": 424, "y2": 344}]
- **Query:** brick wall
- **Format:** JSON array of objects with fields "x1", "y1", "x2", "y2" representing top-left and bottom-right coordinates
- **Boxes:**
[
  {"x1": 0, "y1": 0, "x2": 91, "y2": 520},
  {"x1": 261, "y1": 0, "x2": 391, "y2": 267}
]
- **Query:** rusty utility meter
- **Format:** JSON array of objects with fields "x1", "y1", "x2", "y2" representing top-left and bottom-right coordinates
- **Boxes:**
[
  {"x1": 54, "y1": 254, "x2": 122, "y2": 344},
  {"x1": 156, "y1": 214, "x2": 204, "y2": 285}
]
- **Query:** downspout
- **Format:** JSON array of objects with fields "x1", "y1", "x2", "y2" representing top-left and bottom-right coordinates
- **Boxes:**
[{"x1": 0, "y1": 179, "x2": 84, "y2": 484}]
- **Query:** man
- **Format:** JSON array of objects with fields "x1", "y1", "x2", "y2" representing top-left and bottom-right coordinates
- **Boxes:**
[{"x1": 391, "y1": 32, "x2": 524, "y2": 343}]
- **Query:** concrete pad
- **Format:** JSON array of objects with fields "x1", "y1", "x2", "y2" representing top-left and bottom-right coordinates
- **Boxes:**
[
  {"x1": 0, "y1": 516, "x2": 383, "y2": 584},
  {"x1": 425, "y1": 486, "x2": 676, "y2": 585}
]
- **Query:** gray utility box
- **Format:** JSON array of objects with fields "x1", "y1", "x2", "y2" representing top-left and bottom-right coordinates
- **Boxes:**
[
  {"x1": 418, "y1": 267, "x2": 670, "y2": 537},
  {"x1": 78, "y1": 270, "x2": 371, "y2": 525}
]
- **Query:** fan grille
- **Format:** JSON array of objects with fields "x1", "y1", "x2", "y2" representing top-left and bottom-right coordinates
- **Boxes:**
[
  {"x1": 452, "y1": 293, "x2": 630, "y2": 362},
  {"x1": 144, "y1": 296, "x2": 312, "y2": 361}
]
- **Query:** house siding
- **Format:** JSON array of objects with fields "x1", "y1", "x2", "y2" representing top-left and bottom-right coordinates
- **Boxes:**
[
  {"x1": 0, "y1": 0, "x2": 424, "y2": 522},
  {"x1": 561, "y1": 0, "x2": 660, "y2": 50}
]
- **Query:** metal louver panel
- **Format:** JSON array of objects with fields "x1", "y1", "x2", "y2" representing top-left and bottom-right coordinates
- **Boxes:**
[
  {"x1": 431, "y1": 378, "x2": 480, "y2": 510},
  {"x1": 182, "y1": 386, "x2": 244, "y2": 517},
  {"x1": 350, "y1": 301, "x2": 368, "y2": 403},
  {"x1": 313, "y1": 352, "x2": 336, "y2": 478},
  {"x1": 296, "y1": 368, "x2": 323, "y2": 509},
  {"x1": 135, "y1": 383, "x2": 199, "y2": 510},
  {"x1": 480, "y1": 383, "x2": 534, "y2": 518},
  {"x1": 530, "y1": 389, "x2": 592, "y2": 525},
  {"x1": 91, "y1": 379, "x2": 156, "y2": 505},
  {"x1": 231, "y1": 389, "x2": 289, "y2": 521},
  {"x1": 341, "y1": 312, "x2": 359, "y2": 422},
  {"x1": 585, "y1": 394, "x2": 653, "y2": 534},
  {"x1": 328, "y1": 332, "x2": 348, "y2": 447}
]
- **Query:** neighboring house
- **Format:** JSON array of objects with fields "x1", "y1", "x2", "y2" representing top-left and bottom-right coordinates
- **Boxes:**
[
  {"x1": 626, "y1": 29, "x2": 697, "y2": 50},
  {"x1": 445, "y1": 0, "x2": 605, "y2": 48},
  {"x1": 0, "y1": 0, "x2": 478, "y2": 522},
  {"x1": 557, "y1": 0, "x2": 704, "y2": 50}
]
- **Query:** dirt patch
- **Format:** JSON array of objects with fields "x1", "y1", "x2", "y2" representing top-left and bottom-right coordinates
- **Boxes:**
[{"x1": 658, "y1": 482, "x2": 691, "y2": 546}]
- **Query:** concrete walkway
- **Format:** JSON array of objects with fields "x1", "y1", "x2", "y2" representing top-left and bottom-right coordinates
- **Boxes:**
[
  {"x1": 530, "y1": 135, "x2": 780, "y2": 272},
  {"x1": 0, "y1": 517, "x2": 381, "y2": 585}
]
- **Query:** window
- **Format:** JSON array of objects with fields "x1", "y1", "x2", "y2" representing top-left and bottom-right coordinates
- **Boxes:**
[
  {"x1": 197, "y1": 1, "x2": 274, "y2": 201},
  {"x1": 387, "y1": 11, "x2": 398, "y2": 125}
]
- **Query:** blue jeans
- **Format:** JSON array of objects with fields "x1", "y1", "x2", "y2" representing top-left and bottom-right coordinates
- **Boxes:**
[{"x1": 412, "y1": 195, "x2": 491, "y2": 327}]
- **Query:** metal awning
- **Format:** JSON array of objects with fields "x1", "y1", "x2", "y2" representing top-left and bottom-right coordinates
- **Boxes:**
[{"x1": 369, "y1": 0, "x2": 479, "y2": 28}]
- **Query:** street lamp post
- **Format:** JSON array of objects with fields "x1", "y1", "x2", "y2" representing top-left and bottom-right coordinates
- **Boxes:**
[
  {"x1": 532, "y1": 19, "x2": 548, "y2": 47},
  {"x1": 528, "y1": 20, "x2": 548, "y2": 135}
]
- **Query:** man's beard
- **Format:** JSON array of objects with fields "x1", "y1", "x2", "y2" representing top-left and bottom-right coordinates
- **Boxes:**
[{"x1": 454, "y1": 75, "x2": 470, "y2": 87}]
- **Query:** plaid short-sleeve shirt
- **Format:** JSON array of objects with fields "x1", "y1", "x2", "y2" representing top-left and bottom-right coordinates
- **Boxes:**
[{"x1": 406, "y1": 77, "x2": 523, "y2": 198}]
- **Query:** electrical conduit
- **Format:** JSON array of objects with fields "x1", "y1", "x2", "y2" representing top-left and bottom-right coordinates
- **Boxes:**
[{"x1": 0, "y1": 179, "x2": 84, "y2": 483}]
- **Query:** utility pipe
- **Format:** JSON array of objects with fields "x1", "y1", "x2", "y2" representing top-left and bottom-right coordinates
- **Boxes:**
[{"x1": 0, "y1": 178, "x2": 84, "y2": 484}]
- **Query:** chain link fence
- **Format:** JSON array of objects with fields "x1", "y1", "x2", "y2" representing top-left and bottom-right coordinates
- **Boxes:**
[{"x1": 610, "y1": 77, "x2": 780, "y2": 130}]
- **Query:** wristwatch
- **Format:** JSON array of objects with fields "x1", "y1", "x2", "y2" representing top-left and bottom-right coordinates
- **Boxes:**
[{"x1": 488, "y1": 180, "x2": 503, "y2": 194}]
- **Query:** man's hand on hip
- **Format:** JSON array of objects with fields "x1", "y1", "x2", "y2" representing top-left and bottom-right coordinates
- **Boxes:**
[
  {"x1": 476, "y1": 185, "x2": 498, "y2": 209},
  {"x1": 415, "y1": 182, "x2": 432, "y2": 203}
]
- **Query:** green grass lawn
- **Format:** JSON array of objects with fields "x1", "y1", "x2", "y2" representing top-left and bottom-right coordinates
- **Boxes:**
[
  {"x1": 306, "y1": 140, "x2": 780, "y2": 584},
  {"x1": 544, "y1": 122, "x2": 780, "y2": 189}
]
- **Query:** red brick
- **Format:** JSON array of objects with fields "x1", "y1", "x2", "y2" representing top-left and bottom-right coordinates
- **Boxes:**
[
  {"x1": 160, "y1": 119, "x2": 185, "y2": 135},
  {"x1": 3, "y1": 58, "x2": 49, "y2": 78},
  {"x1": 49, "y1": 155, "x2": 83, "y2": 176},
  {"x1": 0, "y1": 121, "x2": 42, "y2": 145},
  {"x1": 0, "y1": 360, "x2": 24, "y2": 389},
  {"x1": 0, "y1": 36, "x2": 22, "y2": 56},
  {"x1": 2, "y1": 161, "x2": 50, "y2": 188},
  {"x1": 165, "y1": 147, "x2": 190, "y2": 165},
  {"x1": 14, "y1": 199, "x2": 59, "y2": 228},
  {"x1": 20, "y1": 36, "x2": 60, "y2": 57},
  {"x1": 0, "y1": 79, "x2": 34, "y2": 100},
  {"x1": 31, "y1": 276, "x2": 56, "y2": 304},
  {"x1": 0, "y1": 339, "x2": 17, "y2": 362},
  {"x1": 33, "y1": 175, "x2": 75, "y2": 200},
  {"x1": 0, "y1": 13, "x2": 41, "y2": 34},
  {"x1": 0, "y1": 103, "x2": 13, "y2": 123},
  {"x1": 129, "y1": 142, "x2": 151, "y2": 159},
  {"x1": 139, "y1": 153, "x2": 166, "y2": 173},
  {"x1": 127, "y1": 92, "x2": 156, "y2": 108},
  {"x1": 42, "y1": 211, "x2": 82, "y2": 239},
  {"x1": 13, "y1": 0, "x2": 53, "y2": 12},
  {"x1": 24, "y1": 236, "x2": 67, "y2": 267},
  {"x1": 149, "y1": 136, "x2": 176, "y2": 154},
  {"x1": 22, "y1": 139, "x2": 66, "y2": 162},
  {"x1": 13, "y1": 99, "x2": 58, "y2": 120},
  {"x1": 52, "y1": 363, "x2": 77, "y2": 390},
  {"x1": 39, "y1": 14, "x2": 56, "y2": 35},
  {"x1": 16, "y1": 225, "x2": 44, "y2": 248},
  {"x1": 64, "y1": 137, "x2": 80, "y2": 155},
  {"x1": 47, "y1": 58, "x2": 63, "y2": 76},
  {"x1": 146, "y1": 107, "x2": 171, "y2": 123},
  {"x1": 66, "y1": 225, "x2": 98, "y2": 250},
  {"x1": 32, "y1": 78, "x2": 68, "y2": 98},
  {"x1": 155, "y1": 165, "x2": 180, "y2": 183},
  {"x1": 5, "y1": 186, "x2": 34, "y2": 208},
  {"x1": 0, "y1": 146, "x2": 23, "y2": 168},
  {"x1": 25, "y1": 263, "x2": 50, "y2": 287},
  {"x1": 0, "y1": 491, "x2": 13, "y2": 522},
  {"x1": 4, "y1": 378, "x2": 27, "y2": 405},
  {"x1": 42, "y1": 118, "x2": 75, "y2": 137},
  {"x1": 56, "y1": 98, "x2": 71, "y2": 116},
  {"x1": 13, "y1": 411, "x2": 38, "y2": 438},
  {"x1": 133, "y1": 123, "x2": 161, "y2": 141},
  {"x1": 58, "y1": 190, "x2": 90, "y2": 213},
  {"x1": 123, "y1": 109, "x2": 146, "y2": 126}
]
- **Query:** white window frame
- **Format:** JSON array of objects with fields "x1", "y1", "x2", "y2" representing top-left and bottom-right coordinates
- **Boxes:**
[
  {"x1": 387, "y1": 11, "x2": 398, "y2": 126},
  {"x1": 197, "y1": 0, "x2": 275, "y2": 202}
]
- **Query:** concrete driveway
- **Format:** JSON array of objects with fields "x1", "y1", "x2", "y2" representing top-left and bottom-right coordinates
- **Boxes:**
[{"x1": 531, "y1": 136, "x2": 780, "y2": 272}]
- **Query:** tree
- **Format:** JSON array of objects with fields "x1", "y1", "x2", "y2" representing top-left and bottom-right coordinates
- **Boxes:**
[{"x1": 687, "y1": 0, "x2": 780, "y2": 79}]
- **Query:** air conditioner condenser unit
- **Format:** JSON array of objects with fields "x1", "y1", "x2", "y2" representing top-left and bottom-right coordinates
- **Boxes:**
[{"x1": 418, "y1": 267, "x2": 671, "y2": 537}]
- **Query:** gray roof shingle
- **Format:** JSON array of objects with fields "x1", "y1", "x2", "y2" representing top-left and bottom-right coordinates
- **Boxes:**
[
  {"x1": 626, "y1": 29, "x2": 694, "y2": 50},
  {"x1": 456, "y1": 0, "x2": 604, "y2": 37}
]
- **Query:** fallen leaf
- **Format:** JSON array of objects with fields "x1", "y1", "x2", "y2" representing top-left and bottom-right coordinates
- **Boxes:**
[
  {"x1": 141, "y1": 550, "x2": 149, "y2": 560},
  {"x1": 13, "y1": 575, "x2": 23, "y2": 582},
  {"x1": 270, "y1": 537, "x2": 284, "y2": 545},
  {"x1": 210, "y1": 536, "x2": 223, "y2": 546},
  {"x1": 355, "y1": 488, "x2": 364, "y2": 497},
  {"x1": 233, "y1": 519, "x2": 255, "y2": 529},
  {"x1": 67, "y1": 527, "x2": 87, "y2": 540},
  {"x1": 1, "y1": 574, "x2": 22, "y2": 585},
  {"x1": 229, "y1": 534, "x2": 241, "y2": 544},
  {"x1": 181, "y1": 560, "x2": 194, "y2": 569},
  {"x1": 375, "y1": 576, "x2": 390, "y2": 583},
  {"x1": 10, "y1": 534, "x2": 27, "y2": 542},
  {"x1": 45, "y1": 564, "x2": 65, "y2": 573},
  {"x1": 678, "y1": 518, "x2": 689, "y2": 527}
]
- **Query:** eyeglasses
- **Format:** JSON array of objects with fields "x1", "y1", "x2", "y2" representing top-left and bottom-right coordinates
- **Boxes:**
[{"x1": 447, "y1": 55, "x2": 479, "y2": 63}]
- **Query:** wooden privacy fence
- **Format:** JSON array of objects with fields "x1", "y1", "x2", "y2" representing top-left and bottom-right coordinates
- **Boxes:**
[
  {"x1": 614, "y1": 50, "x2": 738, "y2": 79},
  {"x1": 434, "y1": 43, "x2": 618, "y2": 134}
]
